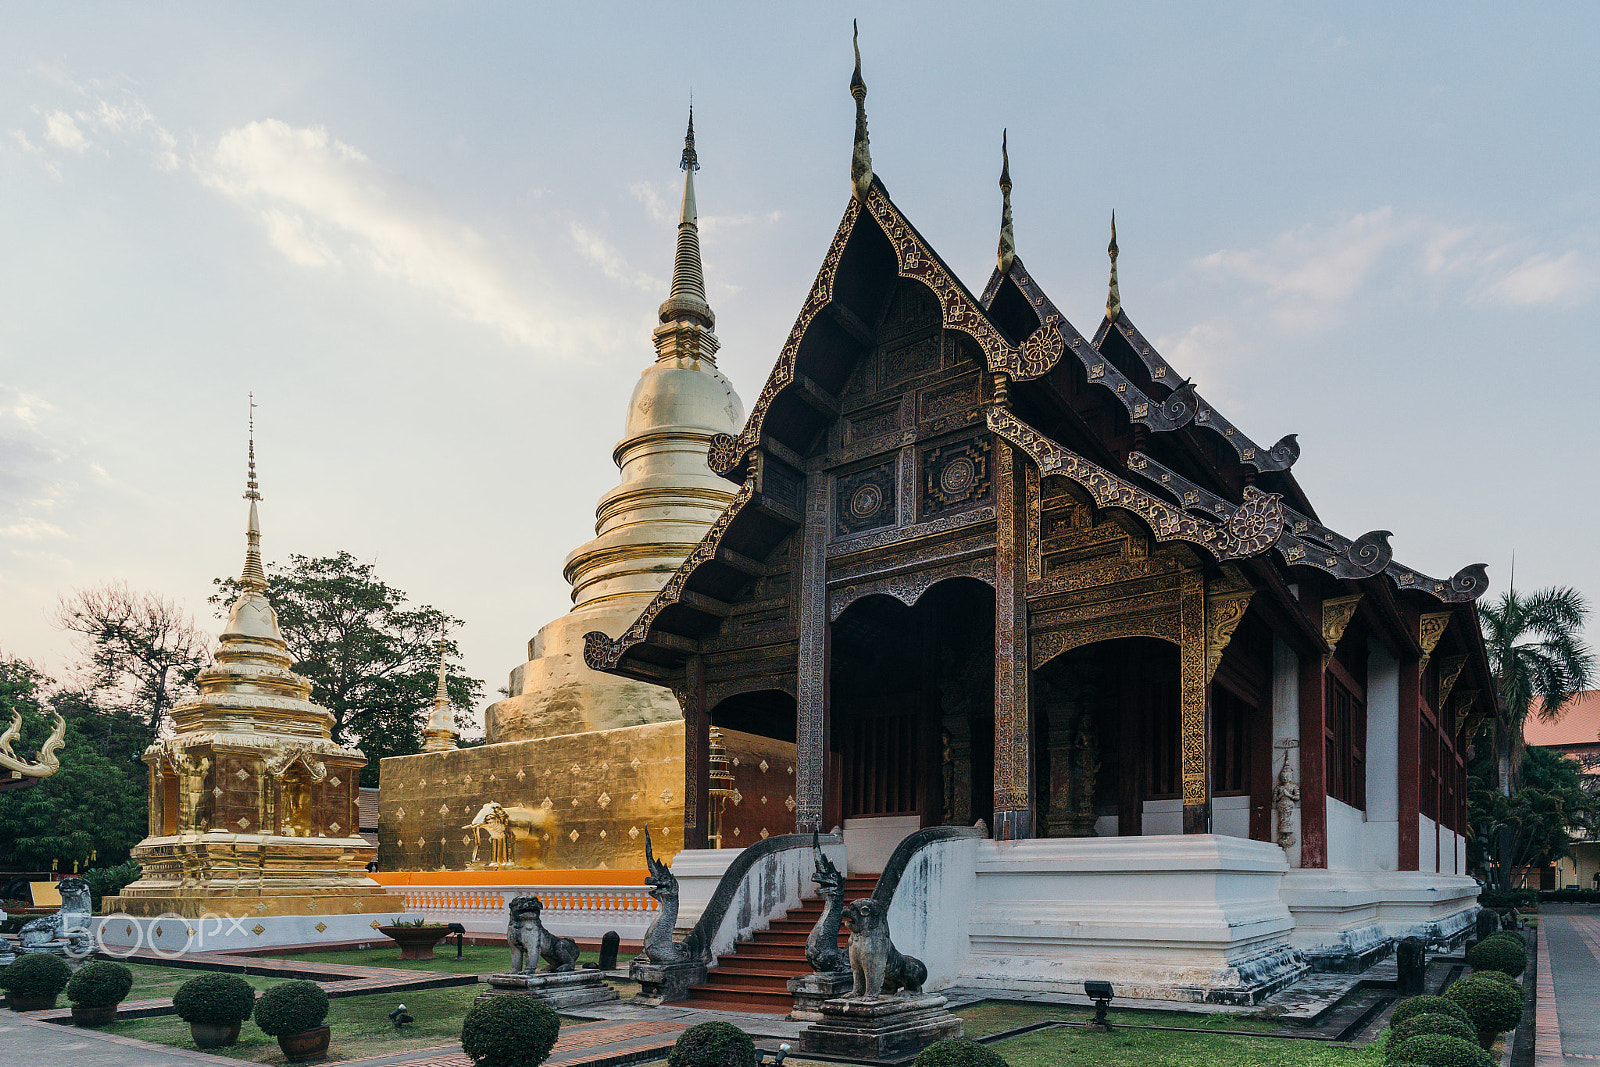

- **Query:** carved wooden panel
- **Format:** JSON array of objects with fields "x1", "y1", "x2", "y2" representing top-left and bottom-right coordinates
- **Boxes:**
[
  {"x1": 921, "y1": 437, "x2": 993, "y2": 520},
  {"x1": 835, "y1": 461, "x2": 897, "y2": 537}
]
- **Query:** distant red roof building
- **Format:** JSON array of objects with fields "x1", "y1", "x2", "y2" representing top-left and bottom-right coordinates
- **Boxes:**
[{"x1": 1526, "y1": 690, "x2": 1600, "y2": 768}]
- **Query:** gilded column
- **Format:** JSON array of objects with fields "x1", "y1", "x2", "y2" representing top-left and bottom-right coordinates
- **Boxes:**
[
  {"x1": 992, "y1": 438, "x2": 1033, "y2": 839},
  {"x1": 1179, "y1": 569, "x2": 1210, "y2": 833},
  {"x1": 681, "y1": 654, "x2": 709, "y2": 848},
  {"x1": 795, "y1": 469, "x2": 831, "y2": 835}
]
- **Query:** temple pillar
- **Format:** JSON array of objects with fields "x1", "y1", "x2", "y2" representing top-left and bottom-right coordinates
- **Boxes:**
[
  {"x1": 682, "y1": 655, "x2": 709, "y2": 849},
  {"x1": 1397, "y1": 650, "x2": 1421, "y2": 872},
  {"x1": 1179, "y1": 570, "x2": 1209, "y2": 833},
  {"x1": 1297, "y1": 592, "x2": 1329, "y2": 868},
  {"x1": 795, "y1": 468, "x2": 830, "y2": 836},
  {"x1": 992, "y1": 439, "x2": 1033, "y2": 840}
]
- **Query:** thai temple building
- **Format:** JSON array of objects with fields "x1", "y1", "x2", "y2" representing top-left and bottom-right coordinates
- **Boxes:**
[
  {"x1": 374, "y1": 40, "x2": 1497, "y2": 1003},
  {"x1": 104, "y1": 432, "x2": 390, "y2": 950},
  {"x1": 376, "y1": 116, "x2": 799, "y2": 874},
  {"x1": 573, "y1": 40, "x2": 1499, "y2": 1002}
]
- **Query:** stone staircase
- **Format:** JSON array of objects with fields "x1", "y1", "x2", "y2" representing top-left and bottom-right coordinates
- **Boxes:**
[{"x1": 681, "y1": 874, "x2": 879, "y2": 1013}]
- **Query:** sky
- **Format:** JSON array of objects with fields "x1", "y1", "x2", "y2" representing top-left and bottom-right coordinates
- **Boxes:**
[{"x1": 3, "y1": 3, "x2": 1598, "y2": 729}]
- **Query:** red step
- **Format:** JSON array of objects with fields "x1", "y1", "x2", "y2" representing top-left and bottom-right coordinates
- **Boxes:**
[{"x1": 680, "y1": 873, "x2": 880, "y2": 1014}]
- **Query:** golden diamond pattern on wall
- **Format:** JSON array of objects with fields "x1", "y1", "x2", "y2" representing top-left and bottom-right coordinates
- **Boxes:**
[
  {"x1": 315, "y1": 922, "x2": 327, "y2": 933},
  {"x1": 252, "y1": 924, "x2": 265, "y2": 936}
]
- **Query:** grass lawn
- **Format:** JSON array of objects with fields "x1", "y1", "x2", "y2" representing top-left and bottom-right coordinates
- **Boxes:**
[
  {"x1": 262, "y1": 944, "x2": 605, "y2": 976},
  {"x1": 955, "y1": 999, "x2": 1285, "y2": 1037},
  {"x1": 123, "y1": 962, "x2": 290, "y2": 999},
  {"x1": 99, "y1": 983, "x2": 587, "y2": 1063}
]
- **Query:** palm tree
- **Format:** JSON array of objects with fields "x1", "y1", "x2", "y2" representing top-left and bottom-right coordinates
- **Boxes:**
[{"x1": 1478, "y1": 585, "x2": 1595, "y2": 795}]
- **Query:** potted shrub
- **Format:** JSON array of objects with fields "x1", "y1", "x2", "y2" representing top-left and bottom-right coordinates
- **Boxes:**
[
  {"x1": 65, "y1": 960, "x2": 133, "y2": 1026},
  {"x1": 666, "y1": 1021, "x2": 758, "y2": 1067},
  {"x1": 0, "y1": 952, "x2": 72, "y2": 1011},
  {"x1": 255, "y1": 979, "x2": 331, "y2": 1062},
  {"x1": 1466, "y1": 935, "x2": 1527, "y2": 978},
  {"x1": 174, "y1": 972, "x2": 256, "y2": 1048},
  {"x1": 913, "y1": 1038, "x2": 1010, "y2": 1067},
  {"x1": 1444, "y1": 973, "x2": 1524, "y2": 1050},
  {"x1": 1388, "y1": 1032, "x2": 1495, "y2": 1067},
  {"x1": 378, "y1": 917, "x2": 451, "y2": 961},
  {"x1": 461, "y1": 993, "x2": 561, "y2": 1067}
]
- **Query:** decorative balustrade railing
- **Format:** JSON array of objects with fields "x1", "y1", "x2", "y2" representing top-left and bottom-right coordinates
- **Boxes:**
[{"x1": 381, "y1": 884, "x2": 659, "y2": 938}]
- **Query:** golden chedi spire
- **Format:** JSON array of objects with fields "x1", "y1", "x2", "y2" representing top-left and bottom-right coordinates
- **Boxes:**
[
  {"x1": 422, "y1": 624, "x2": 458, "y2": 752},
  {"x1": 997, "y1": 130, "x2": 1015, "y2": 273},
  {"x1": 106, "y1": 402, "x2": 388, "y2": 935},
  {"x1": 657, "y1": 107, "x2": 716, "y2": 337},
  {"x1": 850, "y1": 20, "x2": 872, "y2": 203},
  {"x1": 1107, "y1": 212, "x2": 1122, "y2": 322},
  {"x1": 484, "y1": 115, "x2": 744, "y2": 743}
]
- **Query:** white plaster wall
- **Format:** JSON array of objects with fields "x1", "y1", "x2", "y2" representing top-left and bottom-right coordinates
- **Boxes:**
[
  {"x1": 1142, "y1": 799, "x2": 1183, "y2": 836},
  {"x1": 1419, "y1": 815, "x2": 1438, "y2": 873},
  {"x1": 1212, "y1": 795, "x2": 1251, "y2": 840},
  {"x1": 957, "y1": 835, "x2": 1304, "y2": 1001},
  {"x1": 1326, "y1": 797, "x2": 1366, "y2": 871},
  {"x1": 884, "y1": 835, "x2": 979, "y2": 990},
  {"x1": 1364, "y1": 640, "x2": 1399, "y2": 873},
  {"x1": 671, "y1": 847, "x2": 742, "y2": 931},
  {"x1": 1281, "y1": 867, "x2": 1479, "y2": 964},
  {"x1": 843, "y1": 815, "x2": 921, "y2": 874},
  {"x1": 98, "y1": 912, "x2": 389, "y2": 954},
  {"x1": 1271, "y1": 636, "x2": 1302, "y2": 867}
]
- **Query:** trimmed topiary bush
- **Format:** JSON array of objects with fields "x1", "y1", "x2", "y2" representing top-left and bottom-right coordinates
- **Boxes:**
[
  {"x1": 461, "y1": 993, "x2": 561, "y2": 1067},
  {"x1": 253, "y1": 980, "x2": 328, "y2": 1037},
  {"x1": 66, "y1": 961, "x2": 133, "y2": 1008},
  {"x1": 1389, "y1": 1033, "x2": 1494, "y2": 1067},
  {"x1": 1475, "y1": 970, "x2": 1519, "y2": 990},
  {"x1": 1444, "y1": 974, "x2": 1523, "y2": 1037},
  {"x1": 1386, "y1": 1013, "x2": 1478, "y2": 1058},
  {"x1": 1391, "y1": 995, "x2": 1472, "y2": 1028},
  {"x1": 1483, "y1": 929, "x2": 1525, "y2": 946},
  {"x1": 1467, "y1": 935, "x2": 1527, "y2": 978},
  {"x1": 174, "y1": 973, "x2": 255, "y2": 1025},
  {"x1": 914, "y1": 1038, "x2": 1011, "y2": 1067},
  {"x1": 666, "y1": 1021, "x2": 758, "y2": 1067},
  {"x1": 0, "y1": 953, "x2": 71, "y2": 998}
]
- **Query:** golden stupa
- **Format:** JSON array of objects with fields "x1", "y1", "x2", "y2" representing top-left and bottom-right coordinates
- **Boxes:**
[
  {"x1": 104, "y1": 429, "x2": 390, "y2": 948},
  {"x1": 376, "y1": 116, "x2": 798, "y2": 873}
]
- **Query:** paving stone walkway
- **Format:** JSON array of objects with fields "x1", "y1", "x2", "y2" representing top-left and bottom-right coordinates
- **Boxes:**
[{"x1": 1535, "y1": 905, "x2": 1600, "y2": 1066}]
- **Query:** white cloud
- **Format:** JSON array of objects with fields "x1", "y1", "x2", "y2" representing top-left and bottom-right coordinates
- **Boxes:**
[
  {"x1": 195, "y1": 119, "x2": 613, "y2": 355},
  {"x1": 0, "y1": 518, "x2": 67, "y2": 541},
  {"x1": 1481, "y1": 250, "x2": 1600, "y2": 307},
  {"x1": 43, "y1": 110, "x2": 88, "y2": 152},
  {"x1": 568, "y1": 220, "x2": 661, "y2": 292}
]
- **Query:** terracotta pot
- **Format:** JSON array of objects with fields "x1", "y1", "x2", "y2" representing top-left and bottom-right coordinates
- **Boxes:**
[
  {"x1": 70, "y1": 1003, "x2": 119, "y2": 1027},
  {"x1": 4, "y1": 992, "x2": 59, "y2": 1011},
  {"x1": 277, "y1": 1024, "x2": 331, "y2": 1062},
  {"x1": 189, "y1": 1020, "x2": 243, "y2": 1048},
  {"x1": 377, "y1": 925, "x2": 449, "y2": 960}
]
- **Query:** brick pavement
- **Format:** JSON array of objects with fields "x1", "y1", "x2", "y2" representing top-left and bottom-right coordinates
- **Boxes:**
[{"x1": 1535, "y1": 905, "x2": 1600, "y2": 1065}]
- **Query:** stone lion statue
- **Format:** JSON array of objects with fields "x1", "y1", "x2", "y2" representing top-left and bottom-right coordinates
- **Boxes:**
[
  {"x1": 507, "y1": 894, "x2": 579, "y2": 974},
  {"x1": 843, "y1": 898, "x2": 926, "y2": 999},
  {"x1": 19, "y1": 876, "x2": 93, "y2": 954}
]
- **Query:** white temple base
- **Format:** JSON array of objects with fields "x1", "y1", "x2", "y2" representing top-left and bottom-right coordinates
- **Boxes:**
[{"x1": 95, "y1": 911, "x2": 403, "y2": 955}]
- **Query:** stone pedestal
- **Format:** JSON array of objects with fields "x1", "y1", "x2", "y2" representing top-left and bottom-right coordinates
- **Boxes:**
[
  {"x1": 478, "y1": 970, "x2": 620, "y2": 1012},
  {"x1": 629, "y1": 958, "x2": 707, "y2": 1006},
  {"x1": 788, "y1": 970, "x2": 853, "y2": 1021},
  {"x1": 799, "y1": 994, "x2": 963, "y2": 1063}
]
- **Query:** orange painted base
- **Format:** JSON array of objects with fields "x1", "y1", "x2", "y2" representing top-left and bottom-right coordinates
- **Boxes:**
[{"x1": 370, "y1": 869, "x2": 646, "y2": 887}]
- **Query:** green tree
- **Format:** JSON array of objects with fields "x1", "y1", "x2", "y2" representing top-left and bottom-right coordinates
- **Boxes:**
[
  {"x1": 1478, "y1": 585, "x2": 1594, "y2": 794},
  {"x1": 1468, "y1": 744, "x2": 1597, "y2": 889},
  {"x1": 54, "y1": 582, "x2": 210, "y2": 749},
  {"x1": 0, "y1": 660, "x2": 148, "y2": 871},
  {"x1": 214, "y1": 552, "x2": 481, "y2": 786}
]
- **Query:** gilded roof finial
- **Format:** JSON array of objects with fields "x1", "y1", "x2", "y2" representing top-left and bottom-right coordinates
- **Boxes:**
[
  {"x1": 657, "y1": 104, "x2": 715, "y2": 334},
  {"x1": 422, "y1": 620, "x2": 458, "y2": 752},
  {"x1": 240, "y1": 394, "x2": 267, "y2": 592},
  {"x1": 1106, "y1": 212, "x2": 1122, "y2": 322},
  {"x1": 850, "y1": 20, "x2": 872, "y2": 203},
  {"x1": 997, "y1": 130, "x2": 1015, "y2": 273}
]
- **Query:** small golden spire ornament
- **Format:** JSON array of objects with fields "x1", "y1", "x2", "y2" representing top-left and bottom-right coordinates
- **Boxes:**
[
  {"x1": 657, "y1": 105, "x2": 716, "y2": 336},
  {"x1": 241, "y1": 395, "x2": 267, "y2": 592},
  {"x1": 997, "y1": 130, "x2": 1015, "y2": 273},
  {"x1": 850, "y1": 20, "x2": 873, "y2": 203},
  {"x1": 422, "y1": 622, "x2": 459, "y2": 753},
  {"x1": 1106, "y1": 212, "x2": 1122, "y2": 323}
]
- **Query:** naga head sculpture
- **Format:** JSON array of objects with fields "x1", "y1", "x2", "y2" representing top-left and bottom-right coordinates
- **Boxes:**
[
  {"x1": 643, "y1": 828, "x2": 677, "y2": 901},
  {"x1": 811, "y1": 830, "x2": 843, "y2": 897}
]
